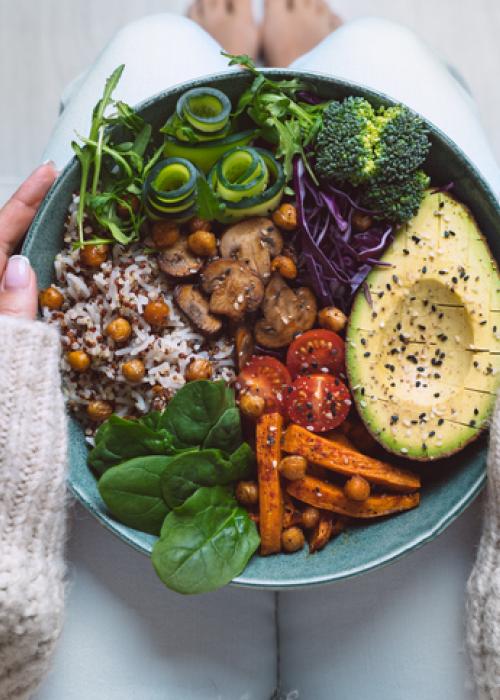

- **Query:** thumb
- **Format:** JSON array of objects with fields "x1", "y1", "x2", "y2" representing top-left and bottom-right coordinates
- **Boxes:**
[{"x1": 0, "y1": 255, "x2": 38, "y2": 320}]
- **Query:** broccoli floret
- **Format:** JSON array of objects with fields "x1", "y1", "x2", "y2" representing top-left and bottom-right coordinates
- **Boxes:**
[
  {"x1": 315, "y1": 99, "x2": 430, "y2": 187},
  {"x1": 315, "y1": 97, "x2": 379, "y2": 185},
  {"x1": 360, "y1": 170, "x2": 430, "y2": 224},
  {"x1": 374, "y1": 105, "x2": 430, "y2": 182}
]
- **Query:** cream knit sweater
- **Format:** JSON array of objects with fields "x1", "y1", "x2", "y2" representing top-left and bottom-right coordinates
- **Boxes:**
[
  {"x1": 0, "y1": 313, "x2": 498, "y2": 699},
  {"x1": 467, "y1": 394, "x2": 500, "y2": 700},
  {"x1": 0, "y1": 317, "x2": 66, "y2": 700}
]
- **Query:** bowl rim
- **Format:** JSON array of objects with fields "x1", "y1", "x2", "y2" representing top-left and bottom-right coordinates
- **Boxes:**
[{"x1": 24, "y1": 67, "x2": 499, "y2": 589}]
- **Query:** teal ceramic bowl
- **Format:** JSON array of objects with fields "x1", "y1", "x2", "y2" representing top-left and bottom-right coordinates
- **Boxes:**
[{"x1": 23, "y1": 70, "x2": 500, "y2": 589}]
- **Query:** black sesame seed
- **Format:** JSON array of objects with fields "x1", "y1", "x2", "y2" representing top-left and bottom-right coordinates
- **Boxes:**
[
  {"x1": 422, "y1": 266, "x2": 427, "y2": 274},
  {"x1": 438, "y1": 270, "x2": 447, "y2": 275},
  {"x1": 403, "y1": 248, "x2": 410, "y2": 255},
  {"x1": 417, "y1": 366, "x2": 425, "y2": 372},
  {"x1": 469, "y1": 419, "x2": 476, "y2": 427},
  {"x1": 452, "y1": 276, "x2": 458, "y2": 284},
  {"x1": 474, "y1": 408, "x2": 479, "y2": 415},
  {"x1": 429, "y1": 431, "x2": 436, "y2": 438},
  {"x1": 434, "y1": 392, "x2": 440, "y2": 398},
  {"x1": 392, "y1": 274, "x2": 399, "y2": 284},
  {"x1": 412, "y1": 235, "x2": 420, "y2": 243},
  {"x1": 390, "y1": 415, "x2": 399, "y2": 425},
  {"x1": 438, "y1": 418, "x2": 444, "y2": 426},
  {"x1": 416, "y1": 381, "x2": 421, "y2": 387},
  {"x1": 361, "y1": 338, "x2": 367, "y2": 345},
  {"x1": 407, "y1": 354, "x2": 418, "y2": 364},
  {"x1": 473, "y1": 361, "x2": 479, "y2": 368},
  {"x1": 364, "y1": 352, "x2": 370, "y2": 358},
  {"x1": 480, "y1": 320, "x2": 487, "y2": 326},
  {"x1": 438, "y1": 313, "x2": 444, "y2": 320}
]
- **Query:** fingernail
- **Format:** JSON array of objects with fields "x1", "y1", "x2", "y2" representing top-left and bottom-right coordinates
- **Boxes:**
[
  {"x1": 41, "y1": 159, "x2": 59, "y2": 174},
  {"x1": 4, "y1": 255, "x2": 31, "y2": 290}
]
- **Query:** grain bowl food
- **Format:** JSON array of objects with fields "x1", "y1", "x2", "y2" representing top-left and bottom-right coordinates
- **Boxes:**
[{"x1": 34, "y1": 57, "x2": 500, "y2": 594}]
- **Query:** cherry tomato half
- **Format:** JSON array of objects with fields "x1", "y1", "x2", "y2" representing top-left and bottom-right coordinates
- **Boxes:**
[
  {"x1": 236, "y1": 356, "x2": 292, "y2": 415},
  {"x1": 286, "y1": 329, "x2": 345, "y2": 378},
  {"x1": 285, "y1": 374, "x2": 351, "y2": 432}
]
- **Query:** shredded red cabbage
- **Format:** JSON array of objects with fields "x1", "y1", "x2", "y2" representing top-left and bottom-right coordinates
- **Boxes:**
[{"x1": 293, "y1": 157, "x2": 393, "y2": 312}]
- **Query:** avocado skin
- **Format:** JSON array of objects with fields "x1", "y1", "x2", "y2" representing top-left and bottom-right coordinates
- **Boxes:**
[{"x1": 346, "y1": 190, "x2": 500, "y2": 461}]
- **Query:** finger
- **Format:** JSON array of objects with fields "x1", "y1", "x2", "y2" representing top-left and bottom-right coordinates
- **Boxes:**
[
  {"x1": 0, "y1": 162, "x2": 58, "y2": 276},
  {"x1": 0, "y1": 255, "x2": 38, "y2": 320}
]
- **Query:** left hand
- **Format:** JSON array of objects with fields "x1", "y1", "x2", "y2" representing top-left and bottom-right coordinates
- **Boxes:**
[{"x1": 0, "y1": 162, "x2": 58, "y2": 320}]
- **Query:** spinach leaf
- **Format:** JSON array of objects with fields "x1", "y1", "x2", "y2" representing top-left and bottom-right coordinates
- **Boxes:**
[
  {"x1": 152, "y1": 486, "x2": 260, "y2": 594},
  {"x1": 98, "y1": 456, "x2": 173, "y2": 535},
  {"x1": 202, "y1": 407, "x2": 242, "y2": 453},
  {"x1": 160, "y1": 380, "x2": 235, "y2": 447},
  {"x1": 88, "y1": 415, "x2": 177, "y2": 475},
  {"x1": 160, "y1": 445, "x2": 255, "y2": 509}
]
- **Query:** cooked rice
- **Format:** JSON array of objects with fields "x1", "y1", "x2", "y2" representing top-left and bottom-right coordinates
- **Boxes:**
[{"x1": 43, "y1": 196, "x2": 235, "y2": 435}]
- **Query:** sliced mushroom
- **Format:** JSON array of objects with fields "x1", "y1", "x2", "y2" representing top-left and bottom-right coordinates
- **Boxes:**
[
  {"x1": 235, "y1": 325, "x2": 255, "y2": 371},
  {"x1": 255, "y1": 273, "x2": 317, "y2": 348},
  {"x1": 174, "y1": 284, "x2": 222, "y2": 335},
  {"x1": 158, "y1": 236, "x2": 204, "y2": 278},
  {"x1": 219, "y1": 217, "x2": 283, "y2": 282},
  {"x1": 202, "y1": 259, "x2": 264, "y2": 322}
]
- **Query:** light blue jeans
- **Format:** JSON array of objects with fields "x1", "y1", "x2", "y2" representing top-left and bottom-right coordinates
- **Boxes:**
[{"x1": 38, "y1": 14, "x2": 499, "y2": 700}]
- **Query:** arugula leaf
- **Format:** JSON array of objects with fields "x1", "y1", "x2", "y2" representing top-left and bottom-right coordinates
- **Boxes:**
[
  {"x1": 195, "y1": 176, "x2": 226, "y2": 222},
  {"x1": 98, "y1": 455, "x2": 174, "y2": 535},
  {"x1": 160, "y1": 445, "x2": 254, "y2": 509},
  {"x1": 151, "y1": 486, "x2": 260, "y2": 594}
]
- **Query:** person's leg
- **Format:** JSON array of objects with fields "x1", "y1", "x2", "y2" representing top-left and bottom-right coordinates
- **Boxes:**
[
  {"x1": 289, "y1": 16, "x2": 500, "y2": 196},
  {"x1": 41, "y1": 13, "x2": 277, "y2": 700},
  {"x1": 42, "y1": 13, "x2": 233, "y2": 169}
]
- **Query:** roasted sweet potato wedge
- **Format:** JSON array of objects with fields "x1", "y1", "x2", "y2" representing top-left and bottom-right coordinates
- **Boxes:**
[
  {"x1": 283, "y1": 425, "x2": 420, "y2": 493},
  {"x1": 287, "y1": 476, "x2": 420, "y2": 518},
  {"x1": 256, "y1": 413, "x2": 284, "y2": 555}
]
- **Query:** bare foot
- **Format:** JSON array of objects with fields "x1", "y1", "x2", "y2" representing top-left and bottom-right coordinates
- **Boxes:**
[
  {"x1": 262, "y1": 0, "x2": 342, "y2": 67},
  {"x1": 188, "y1": 0, "x2": 261, "y2": 61}
]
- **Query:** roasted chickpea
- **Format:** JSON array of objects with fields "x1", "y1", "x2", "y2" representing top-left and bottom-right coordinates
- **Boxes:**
[
  {"x1": 344, "y1": 475, "x2": 371, "y2": 502},
  {"x1": 189, "y1": 216, "x2": 211, "y2": 233},
  {"x1": 39, "y1": 286, "x2": 64, "y2": 310},
  {"x1": 122, "y1": 359, "x2": 146, "y2": 383},
  {"x1": 67, "y1": 350, "x2": 91, "y2": 373},
  {"x1": 318, "y1": 306, "x2": 348, "y2": 333},
  {"x1": 185, "y1": 358, "x2": 213, "y2": 382},
  {"x1": 235, "y1": 480, "x2": 259, "y2": 507},
  {"x1": 144, "y1": 299, "x2": 170, "y2": 328},
  {"x1": 152, "y1": 221, "x2": 180, "y2": 249},
  {"x1": 116, "y1": 194, "x2": 140, "y2": 220},
  {"x1": 87, "y1": 400, "x2": 113, "y2": 422},
  {"x1": 281, "y1": 526, "x2": 305, "y2": 553},
  {"x1": 239, "y1": 392, "x2": 265, "y2": 419},
  {"x1": 188, "y1": 230, "x2": 217, "y2": 257},
  {"x1": 279, "y1": 455, "x2": 307, "y2": 480},
  {"x1": 352, "y1": 211, "x2": 374, "y2": 232},
  {"x1": 105, "y1": 317, "x2": 132, "y2": 343},
  {"x1": 271, "y1": 255, "x2": 297, "y2": 280},
  {"x1": 80, "y1": 244, "x2": 109, "y2": 268},
  {"x1": 272, "y1": 203, "x2": 297, "y2": 231},
  {"x1": 301, "y1": 506, "x2": 320, "y2": 530}
]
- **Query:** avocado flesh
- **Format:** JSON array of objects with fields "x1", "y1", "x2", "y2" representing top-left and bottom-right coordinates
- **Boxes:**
[{"x1": 346, "y1": 190, "x2": 500, "y2": 460}]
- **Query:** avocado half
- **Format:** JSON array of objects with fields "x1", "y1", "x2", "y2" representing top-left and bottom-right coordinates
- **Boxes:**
[{"x1": 346, "y1": 190, "x2": 500, "y2": 461}]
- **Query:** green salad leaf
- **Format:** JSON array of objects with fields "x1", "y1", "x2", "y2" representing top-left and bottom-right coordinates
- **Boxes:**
[
  {"x1": 88, "y1": 415, "x2": 178, "y2": 476},
  {"x1": 159, "y1": 380, "x2": 235, "y2": 448},
  {"x1": 202, "y1": 407, "x2": 242, "y2": 453},
  {"x1": 98, "y1": 455, "x2": 175, "y2": 535},
  {"x1": 160, "y1": 445, "x2": 255, "y2": 509},
  {"x1": 152, "y1": 486, "x2": 260, "y2": 595}
]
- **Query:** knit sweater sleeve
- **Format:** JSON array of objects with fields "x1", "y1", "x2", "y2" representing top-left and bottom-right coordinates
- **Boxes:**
[
  {"x1": 467, "y1": 392, "x2": 500, "y2": 700},
  {"x1": 0, "y1": 316, "x2": 67, "y2": 700}
]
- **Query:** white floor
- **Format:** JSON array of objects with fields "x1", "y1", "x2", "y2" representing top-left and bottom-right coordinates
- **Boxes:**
[{"x1": 1, "y1": 0, "x2": 500, "y2": 203}]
